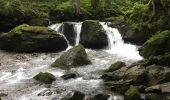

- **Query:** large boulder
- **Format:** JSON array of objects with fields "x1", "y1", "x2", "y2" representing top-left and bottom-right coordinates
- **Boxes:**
[
  {"x1": 0, "y1": 24, "x2": 68, "y2": 52},
  {"x1": 51, "y1": 44, "x2": 91, "y2": 69},
  {"x1": 102, "y1": 65, "x2": 147, "y2": 85},
  {"x1": 80, "y1": 20, "x2": 108, "y2": 49},
  {"x1": 101, "y1": 66, "x2": 128, "y2": 81},
  {"x1": 104, "y1": 80, "x2": 133, "y2": 94},
  {"x1": 139, "y1": 53, "x2": 170, "y2": 67},
  {"x1": 139, "y1": 30, "x2": 170, "y2": 58},
  {"x1": 146, "y1": 65, "x2": 170, "y2": 86},
  {"x1": 124, "y1": 65, "x2": 147, "y2": 85},
  {"x1": 33, "y1": 72, "x2": 56, "y2": 84}
]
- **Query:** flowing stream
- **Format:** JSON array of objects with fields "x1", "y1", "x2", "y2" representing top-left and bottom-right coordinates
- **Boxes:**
[{"x1": 0, "y1": 22, "x2": 142, "y2": 100}]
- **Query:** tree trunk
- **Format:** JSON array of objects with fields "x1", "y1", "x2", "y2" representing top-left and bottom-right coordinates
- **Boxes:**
[
  {"x1": 91, "y1": 0, "x2": 100, "y2": 12},
  {"x1": 105, "y1": 0, "x2": 111, "y2": 9},
  {"x1": 74, "y1": 0, "x2": 80, "y2": 14}
]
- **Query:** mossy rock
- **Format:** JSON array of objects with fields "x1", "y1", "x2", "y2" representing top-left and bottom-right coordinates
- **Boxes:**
[
  {"x1": 80, "y1": 20, "x2": 108, "y2": 49},
  {"x1": 51, "y1": 44, "x2": 91, "y2": 69},
  {"x1": 0, "y1": 24, "x2": 68, "y2": 52},
  {"x1": 108, "y1": 61, "x2": 126, "y2": 72},
  {"x1": 124, "y1": 85, "x2": 142, "y2": 100},
  {"x1": 33, "y1": 72, "x2": 56, "y2": 84},
  {"x1": 139, "y1": 30, "x2": 170, "y2": 58},
  {"x1": 139, "y1": 52, "x2": 170, "y2": 67}
]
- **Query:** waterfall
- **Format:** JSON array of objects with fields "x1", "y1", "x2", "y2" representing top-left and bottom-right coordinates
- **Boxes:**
[
  {"x1": 49, "y1": 22, "x2": 82, "y2": 46},
  {"x1": 100, "y1": 22, "x2": 142, "y2": 60},
  {"x1": 49, "y1": 23, "x2": 63, "y2": 32},
  {"x1": 73, "y1": 22, "x2": 82, "y2": 46}
]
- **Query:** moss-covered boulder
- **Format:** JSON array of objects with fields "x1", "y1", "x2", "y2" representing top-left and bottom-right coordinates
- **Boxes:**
[
  {"x1": 51, "y1": 44, "x2": 91, "y2": 69},
  {"x1": 33, "y1": 72, "x2": 56, "y2": 84},
  {"x1": 139, "y1": 53, "x2": 170, "y2": 67},
  {"x1": 0, "y1": 24, "x2": 68, "y2": 52},
  {"x1": 124, "y1": 85, "x2": 142, "y2": 100},
  {"x1": 80, "y1": 20, "x2": 108, "y2": 49},
  {"x1": 108, "y1": 61, "x2": 126, "y2": 72},
  {"x1": 139, "y1": 30, "x2": 170, "y2": 58}
]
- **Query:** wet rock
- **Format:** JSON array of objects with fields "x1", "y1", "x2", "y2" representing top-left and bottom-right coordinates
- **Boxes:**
[
  {"x1": 61, "y1": 91, "x2": 85, "y2": 100},
  {"x1": 80, "y1": 20, "x2": 108, "y2": 49},
  {"x1": 124, "y1": 65, "x2": 147, "y2": 85},
  {"x1": 37, "y1": 89, "x2": 53, "y2": 96},
  {"x1": 108, "y1": 61, "x2": 126, "y2": 72},
  {"x1": 33, "y1": 72, "x2": 56, "y2": 84},
  {"x1": 139, "y1": 53, "x2": 170, "y2": 67},
  {"x1": 137, "y1": 85, "x2": 147, "y2": 93},
  {"x1": 124, "y1": 85, "x2": 142, "y2": 100},
  {"x1": 145, "y1": 82, "x2": 170, "y2": 94},
  {"x1": 51, "y1": 44, "x2": 91, "y2": 69},
  {"x1": 61, "y1": 73, "x2": 79, "y2": 80},
  {"x1": 103, "y1": 64, "x2": 147, "y2": 85},
  {"x1": 0, "y1": 93, "x2": 8, "y2": 97},
  {"x1": 92, "y1": 93, "x2": 110, "y2": 100},
  {"x1": 139, "y1": 30, "x2": 170, "y2": 58},
  {"x1": 0, "y1": 24, "x2": 68, "y2": 52},
  {"x1": 146, "y1": 65, "x2": 170, "y2": 86},
  {"x1": 145, "y1": 93, "x2": 167, "y2": 100},
  {"x1": 145, "y1": 85, "x2": 162, "y2": 93},
  {"x1": 101, "y1": 67, "x2": 128, "y2": 81},
  {"x1": 104, "y1": 79, "x2": 133, "y2": 94},
  {"x1": 62, "y1": 22, "x2": 77, "y2": 46}
]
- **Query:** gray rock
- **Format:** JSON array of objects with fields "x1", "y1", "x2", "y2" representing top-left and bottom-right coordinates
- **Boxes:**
[{"x1": 51, "y1": 44, "x2": 91, "y2": 69}]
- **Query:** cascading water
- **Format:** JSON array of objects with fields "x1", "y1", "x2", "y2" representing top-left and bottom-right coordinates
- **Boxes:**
[
  {"x1": 0, "y1": 22, "x2": 144, "y2": 100},
  {"x1": 49, "y1": 22, "x2": 82, "y2": 47},
  {"x1": 73, "y1": 22, "x2": 82, "y2": 46},
  {"x1": 100, "y1": 22, "x2": 142, "y2": 60},
  {"x1": 49, "y1": 23, "x2": 63, "y2": 32}
]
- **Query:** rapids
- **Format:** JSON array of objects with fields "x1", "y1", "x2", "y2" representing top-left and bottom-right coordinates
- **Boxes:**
[{"x1": 0, "y1": 22, "x2": 142, "y2": 100}]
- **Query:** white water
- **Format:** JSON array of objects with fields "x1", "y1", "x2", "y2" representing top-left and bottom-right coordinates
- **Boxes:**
[
  {"x1": 49, "y1": 23, "x2": 62, "y2": 32},
  {"x1": 74, "y1": 22, "x2": 82, "y2": 46},
  {"x1": 49, "y1": 22, "x2": 142, "y2": 60},
  {"x1": 0, "y1": 22, "x2": 143, "y2": 100},
  {"x1": 100, "y1": 22, "x2": 142, "y2": 60}
]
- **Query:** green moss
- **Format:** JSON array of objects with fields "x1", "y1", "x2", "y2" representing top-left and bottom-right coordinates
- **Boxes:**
[
  {"x1": 139, "y1": 30, "x2": 170, "y2": 58},
  {"x1": 33, "y1": 72, "x2": 56, "y2": 84},
  {"x1": 139, "y1": 52, "x2": 170, "y2": 67},
  {"x1": 108, "y1": 61, "x2": 126, "y2": 72},
  {"x1": 124, "y1": 85, "x2": 142, "y2": 100}
]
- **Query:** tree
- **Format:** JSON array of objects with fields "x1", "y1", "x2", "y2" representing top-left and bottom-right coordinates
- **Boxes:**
[
  {"x1": 73, "y1": 0, "x2": 81, "y2": 15},
  {"x1": 105, "y1": 0, "x2": 111, "y2": 9},
  {"x1": 91, "y1": 0, "x2": 100, "y2": 12}
]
